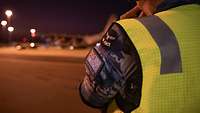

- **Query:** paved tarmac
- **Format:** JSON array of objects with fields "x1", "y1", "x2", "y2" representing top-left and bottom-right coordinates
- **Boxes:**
[{"x1": 0, "y1": 47, "x2": 100, "y2": 113}]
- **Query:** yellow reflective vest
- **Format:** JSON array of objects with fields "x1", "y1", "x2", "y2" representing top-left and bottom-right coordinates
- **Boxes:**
[{"x1": 107, "y1": 4, "x2": 200, "y2": 113}]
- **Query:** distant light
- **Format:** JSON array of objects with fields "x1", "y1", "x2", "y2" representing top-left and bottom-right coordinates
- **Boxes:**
[
  {"x1": 16, "y1": 45, "x2": 22, "y2": 50},
  {"x1": 69, "y1": 45, "x2": 74, "y2": 50},
  {"x1": 30, "y1": 29, "x2": 36, "y2": 34},
  {"x1": 1, "y1": 20, "x2": 7, "y2": 26},
  {"x1": 30, "y1": 42, "x2": 35, "y2": 48},
  {"x1": 8, "y1": 26, "x2": 14, "y2": 32},
  {"x1": 5, "y1": 10, "x2": 13, "y2": 17}
]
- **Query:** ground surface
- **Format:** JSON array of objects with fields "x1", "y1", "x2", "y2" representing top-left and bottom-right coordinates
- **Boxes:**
[{"x1": 0, "y1": 47, "x2": 100, "y2": 113}]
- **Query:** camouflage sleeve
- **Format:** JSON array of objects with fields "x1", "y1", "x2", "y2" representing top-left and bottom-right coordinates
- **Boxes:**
[{"x1": 79, "y1": 22, "x2": 142, "y2": 112}]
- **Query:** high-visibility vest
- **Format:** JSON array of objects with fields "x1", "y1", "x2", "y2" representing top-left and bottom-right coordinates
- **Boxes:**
[{"x1": 107, "y1": 4, "x2": 200, "y2": 113}]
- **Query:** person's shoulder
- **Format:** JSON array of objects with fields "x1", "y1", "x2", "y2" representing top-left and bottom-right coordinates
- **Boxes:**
[{"x1": 156, "y1": 0, "x2": 197, "y2": 12}]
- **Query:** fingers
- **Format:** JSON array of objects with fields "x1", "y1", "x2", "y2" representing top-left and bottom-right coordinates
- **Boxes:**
[
  {"x1": 142, "y1": 0, "x2": 157, "y2": 16},
  {"x1": 120, "y1": 0, "x2": 161, "y2": 19},
  {"x1": 120, "y1": 5, "x2": 141, "y2": 19}
]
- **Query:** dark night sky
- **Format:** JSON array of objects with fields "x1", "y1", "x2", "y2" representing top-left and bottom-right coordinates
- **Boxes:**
[{"x1": 0, "y1": 0, "x2": 136, "y2": 35}]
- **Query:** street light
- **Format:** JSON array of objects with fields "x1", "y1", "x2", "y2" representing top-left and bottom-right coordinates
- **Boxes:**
[
  {"x1": 7, "y1": 26, "x2": 14, "y2": 43},
  {"x1": 5, "y1": 10, "x2": 13, "y2": 25},
  {"x1": 30, "y1": 29, "x2": 36, "y2": 34},
  {"x1": 8, "y1": 26, "x2": 14, "y2": 32},
  {"x1": 1, "y1": 20, "x2": 8, "y2": 41},
  {"x1": 1, "y1": 20, "x2": 7, "y2": 27},
  {"x1": 5, "y1": 10, "x2": 13, "y2": 17},
  {"x1": 30, "y1": 28, "x2": 36, "y2": 37},
  {"x1": 1, "y1": 20, "x2": 7, "y2": 31}
]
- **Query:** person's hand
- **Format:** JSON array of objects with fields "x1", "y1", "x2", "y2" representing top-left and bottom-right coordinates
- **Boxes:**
[
  {"x1": 120, "y1": 4, "x2": 141, "y2": 19},
  {"x1": 120, "y1": 0, "x2": 164, "y2": 19}
]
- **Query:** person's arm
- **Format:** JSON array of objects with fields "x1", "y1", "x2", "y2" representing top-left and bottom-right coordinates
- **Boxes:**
[{"x1": 79, "y1": 23, "x2": 140, "y2": 111}]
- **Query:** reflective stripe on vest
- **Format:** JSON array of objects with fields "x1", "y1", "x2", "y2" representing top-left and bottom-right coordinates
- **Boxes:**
[{"x1": 137, "y1": 15, "x2": 182, "y2": 74}]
